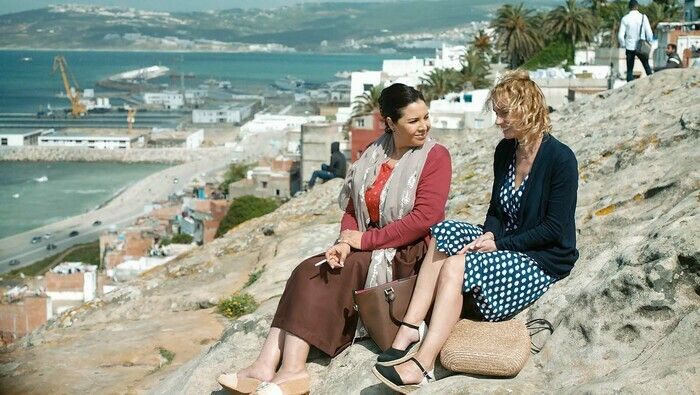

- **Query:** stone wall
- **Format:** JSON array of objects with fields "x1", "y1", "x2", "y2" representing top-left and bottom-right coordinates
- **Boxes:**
[{"x1": 0, "y1": 146, "x2": 233, "y2": 164}]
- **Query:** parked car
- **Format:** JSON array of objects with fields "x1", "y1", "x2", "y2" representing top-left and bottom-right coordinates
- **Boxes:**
[
  {"x1": 31, "y1": 236, "x2": 43, "y2": 244},
  {"x1": 92, "y1": 220, "x2": 102, "y2": 226},
  {"x1": 69, "y1": 230, "x2": 79, "y2": 237},
  {"x1": 46, "y1": 243, "x2": 57, "y2": 251},
  {"x1": 8, "y1": 259, "x2": 20, "y2": 266},
  {"x1": 44, "y1": 233, "x2": 53, "y2": 239}
]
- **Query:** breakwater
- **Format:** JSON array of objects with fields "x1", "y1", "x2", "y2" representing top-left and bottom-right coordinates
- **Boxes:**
[{"x1": 0, "y1": 146, "x2": 234, "y2": 164}]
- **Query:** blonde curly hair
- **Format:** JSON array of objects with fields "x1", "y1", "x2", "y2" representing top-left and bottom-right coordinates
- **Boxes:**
[{"x1": 487, "y1": 69, "x2": 551, "y2": 148}]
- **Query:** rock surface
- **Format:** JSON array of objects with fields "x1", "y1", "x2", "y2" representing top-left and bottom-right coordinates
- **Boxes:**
[{"x1": 1, "y1": 69, "x2": 698, "y2": 394}]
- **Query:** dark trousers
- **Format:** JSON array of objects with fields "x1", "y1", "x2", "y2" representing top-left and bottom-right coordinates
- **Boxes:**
[{"x1": 625, "y1": 49, "x2": 653, "y2": 82}]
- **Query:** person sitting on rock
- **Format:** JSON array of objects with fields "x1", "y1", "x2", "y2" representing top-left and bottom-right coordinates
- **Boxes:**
[
  {"x1": 217, "y1": 83, "x2": 451, "y2": 395},
  {"x1": 654, "y1": 43, "x2": 683, "y2": 72},
  {"x1": 372, "y1": 70, "x2": 580, "y2": 393},
  {"x1": 307, "y1": 141, "x2": 347, "y2": 188}
]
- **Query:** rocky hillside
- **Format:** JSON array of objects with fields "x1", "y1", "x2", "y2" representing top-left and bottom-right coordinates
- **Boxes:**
[{"x1": 1, "y1": 69, "x2": 698, "y2": 394}]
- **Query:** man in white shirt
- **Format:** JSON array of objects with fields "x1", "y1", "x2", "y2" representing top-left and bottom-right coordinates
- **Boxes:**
[{"x1": 618, "y1": 0, "x2": 653, "y2": 81}]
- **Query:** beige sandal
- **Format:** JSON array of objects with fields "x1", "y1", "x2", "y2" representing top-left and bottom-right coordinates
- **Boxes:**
[
  {"x1": 255, "y1": 376, "x2": 310, "y2": 395},
  {"x1": 217, "y1": 372, "x2": 263, "y2": 394}
]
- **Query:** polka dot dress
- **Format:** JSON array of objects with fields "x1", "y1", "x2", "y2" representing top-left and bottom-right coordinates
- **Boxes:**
[{"x1": 430, "y1": 159, "x2": 556, "y2": 322}]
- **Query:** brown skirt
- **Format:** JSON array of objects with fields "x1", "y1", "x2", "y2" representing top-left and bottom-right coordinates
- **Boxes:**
[{"x1": 271, "y1": 239, "x2": 428, "y2": 357}]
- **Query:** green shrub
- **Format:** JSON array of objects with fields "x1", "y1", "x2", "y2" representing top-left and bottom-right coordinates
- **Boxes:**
[
  {"x1": 215, "y1": 195, "x2": 279, "y2": 237},
  {"x1": 522, "y1": 38, "x2": 574, "y2": 70},
  {"x1": 4, "y1": 241, "x2": 100, "y2": 278},
  {"x1": 171, "y1": 233, "x2": 193, "y2": 244},
  {"x1": 157, "y1": 347, "x2": 175, "y2": 365},
  {"x1": 218, "y1": 293, "x2": 258, "y2": 319},
  {"x1": 220, "y1": 163, "x2": 252, "y2": 192},
  {"x1": 63, "y1": 241, "x2": 100, "y2": 266},
  {"x1": 244, "y1": 267, "x2": 265, "y2": 288}
]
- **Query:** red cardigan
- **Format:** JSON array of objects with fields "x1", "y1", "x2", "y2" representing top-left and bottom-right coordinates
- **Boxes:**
[{"x1": 340, "y1": 144, "x2": 451, "y2": 250}]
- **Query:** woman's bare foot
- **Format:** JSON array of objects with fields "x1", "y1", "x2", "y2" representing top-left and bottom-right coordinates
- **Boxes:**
[
  {"x1": 237, "y1": 360, "x2": 276, "y2": 382},
  {"x1": 390, "y1": 324, "x2": 420, "y2": 350},
  {"x1": 270, "y1": 367, "x2": 309, "y2": 385},
  {"x1": 392, "y1": 358, "x2": 432, "y2": 385}
]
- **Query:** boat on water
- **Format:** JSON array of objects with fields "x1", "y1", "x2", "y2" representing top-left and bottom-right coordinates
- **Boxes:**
[
  {"x1": 274, "y1": 76, "x2": 304, "y2": 91},
  {"x1": 12, "y1": 193, "x2": 20, "y2": 199},
  {"x1": 21, "y1": 57, "x2": 32, "y2": 62},
  {"x1": 107, "y1": 65, "x2": 170, "y2": 82},
  {"x1": 35, "y1": 176, "x2": 48, "y2": 182}
]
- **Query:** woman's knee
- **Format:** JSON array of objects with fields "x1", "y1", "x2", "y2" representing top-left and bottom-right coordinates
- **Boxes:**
[{"x1": 437, "y1": 255, "x2": 465, "y2": 286}]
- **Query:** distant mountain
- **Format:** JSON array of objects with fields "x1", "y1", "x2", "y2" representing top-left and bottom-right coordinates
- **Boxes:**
[{"x1": 0, "y1": 1, "x2": 561, "y2": 52}]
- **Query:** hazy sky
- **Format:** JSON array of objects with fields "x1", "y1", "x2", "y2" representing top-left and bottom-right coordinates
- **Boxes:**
[{"x1": 0, "y1": 0, "x2": 398, "y2": 15}]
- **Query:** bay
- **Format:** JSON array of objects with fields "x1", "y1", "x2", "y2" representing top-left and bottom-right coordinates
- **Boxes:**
[
  {"x1": 0, "y1": 50, "x2": 422, "y2": 113},
  {"x1": 0, "y1": 161, "x2": 168, "y2": 239}
]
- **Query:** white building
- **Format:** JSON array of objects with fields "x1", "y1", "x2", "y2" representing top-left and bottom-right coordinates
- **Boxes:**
[
  {"x1": 192, "y1": 104, "x2": 254, "y2": 124},
  {"x1": 44, "y1": 262, "x2": 97, "y2": 315},
  {"x1": 0, "y1": 129, "x2": 53, "y2": 146},
  {"x1": 430, "y1": 89, "x2": 494, "y2": 130},
  {"x1": 186, "y1": 129, "x2": 204, "y2": 149},
  {"x1": 350, "y1": 44, "x2": 466, "y2": 106},
  {"x1": 111, "y1": 245, "x2": 192, "y2": 282},
  {"x1": 528, "y1": 68, "x2": 610, "y2": 108},
  {"x1": 240, "y1": 113, "x2": 326, "y2": 135},
  {"x1": 335, "y1": 106, "x2": 353, "y2": 124},
  {"x1": 349, "y1": 71, "x2": 383, "y2": 108},
  {"x1": 143, "y1": 91, "x2": 184, "y2": 109},
  {"x1": 575, "y1": 48, "x2": 597, "y2": 65},
  {"x1": 184, "y1": 89, "x2": 208, "y2": 106},
  {"x1": 39, "y1": 133, "x2": 134, "y2": 149}
]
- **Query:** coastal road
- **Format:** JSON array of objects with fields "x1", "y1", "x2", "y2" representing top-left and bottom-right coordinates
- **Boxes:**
[{"x1": 0, "y1": 151, "x2": 236, "y2": 274}]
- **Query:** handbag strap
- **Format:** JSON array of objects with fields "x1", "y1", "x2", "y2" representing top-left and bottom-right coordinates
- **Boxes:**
[
  {"x1": 526, "y1": 318, "x2": 554, "y2": 354},
  {"x1": 638, "y1": 14, "x2": 646, "y2": 41},
  {"x1": 383, "y1": 287, "x2": 419, "y2": 329}
]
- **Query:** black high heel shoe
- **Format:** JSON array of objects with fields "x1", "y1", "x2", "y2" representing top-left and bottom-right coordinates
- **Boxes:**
[
  {"x1": 372, "y1": 357, "x2": 435, "y2": 394},
  {"x1": 376, "y1": 321, "x2": 426, "y2": 366}
]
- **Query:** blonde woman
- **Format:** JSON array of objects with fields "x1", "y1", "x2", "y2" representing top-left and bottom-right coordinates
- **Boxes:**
[{"x1": 373, "y1": 70, "x2": 579, "y2": 393}]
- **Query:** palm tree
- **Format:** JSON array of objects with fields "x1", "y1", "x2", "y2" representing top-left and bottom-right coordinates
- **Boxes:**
[
  {"x1": 545, "y1": 0, "x2": 596, "y2": 59},
  {"x1": 470, "y1": 30, "x2": 493, "y2": 58},
  {"x1": 460, "y1": 49, "x2": 490, "y2": 89},
  {"x1": 419, "y1": 68, "x2": 463, "y2": 102},
  {"x1": 643, "y1": 2, "x2": 666, "y2": 32},
  {"x1": 642, "y1": 1, "x2": 682, "y2": 32},
  {"x1": 491, "y1": 3, "x2": 544, "y2": 68},
  {"x1": 650, "y1": 0, "x2": 682, "y2": 20},
  {"x1": 585, "y1": 0, "x2": 608, "y2": 16},
  {"x1": 351, "y1": 84, "x2": 383, "y2": 116},
  {"x1": 599, "y1": 0, "x2": 628, "y2": 47}
]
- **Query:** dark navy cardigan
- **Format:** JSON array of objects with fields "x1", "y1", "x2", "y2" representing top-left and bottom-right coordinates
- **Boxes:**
[{"x1": 483, "y1": 134, "x2": 579, "y2": 279}]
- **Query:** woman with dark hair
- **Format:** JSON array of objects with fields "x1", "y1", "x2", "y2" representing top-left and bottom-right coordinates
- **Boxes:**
[
  {"x1": 218, "y1": 83, "x2": 452, "y2": 395},
  {"x1": 373, "y1": 70, "x2": 579, "y2": 393}
]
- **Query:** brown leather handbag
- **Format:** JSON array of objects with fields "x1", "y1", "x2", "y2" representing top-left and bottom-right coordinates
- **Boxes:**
[{"x1": 352, "y1": 275, "x2": 417, "y2": 351}]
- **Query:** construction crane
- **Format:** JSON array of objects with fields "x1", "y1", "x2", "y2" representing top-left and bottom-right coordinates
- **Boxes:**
[{"x1": 52, "y1": 55, "x2": 87, "y2": 117}]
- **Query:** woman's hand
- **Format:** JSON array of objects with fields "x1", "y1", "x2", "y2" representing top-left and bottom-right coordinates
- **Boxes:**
[
  {"x1": 339, "y1": 230, "x2": 363, "y2": 250},
  {"x1": 458, "y1": 232, "x2": 496, "y2": 254},
  {"x1": 325, "y1": 242, "x2": 351, "y2": 269}
]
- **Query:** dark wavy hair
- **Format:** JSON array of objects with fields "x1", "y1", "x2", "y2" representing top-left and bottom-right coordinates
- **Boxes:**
[{"x1": 378, "y1": 83, "x2": 425, "y2": 133}]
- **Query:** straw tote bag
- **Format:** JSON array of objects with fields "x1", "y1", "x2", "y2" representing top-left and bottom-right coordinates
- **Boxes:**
[
  {"x1": 353, "y1": 275, "x2": 417, "y2": 351},
  {"x1": 440, "y1": 319, "x2": 553, "y2": 377}
]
